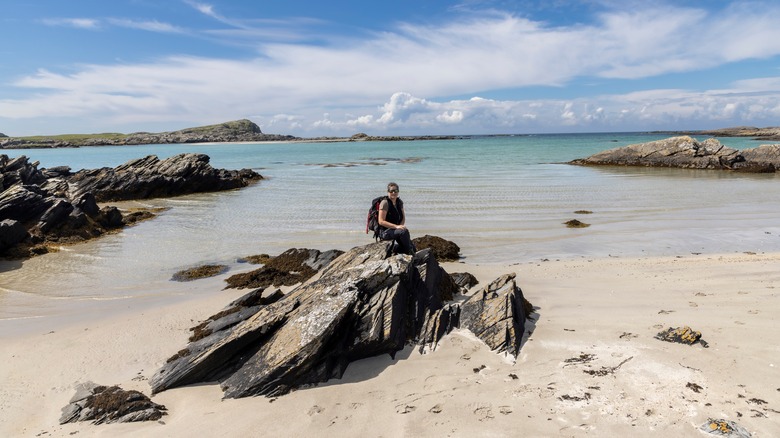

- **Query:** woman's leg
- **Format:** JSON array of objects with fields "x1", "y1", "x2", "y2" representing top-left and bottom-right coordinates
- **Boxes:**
[{"x1": 381, "y1": 228, "x2": 415, "y2": 255}]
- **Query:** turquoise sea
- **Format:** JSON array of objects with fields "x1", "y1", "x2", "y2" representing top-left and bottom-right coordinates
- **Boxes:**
[{"x1": 2, "y1": 133, "x2": 779, "y2": 329}]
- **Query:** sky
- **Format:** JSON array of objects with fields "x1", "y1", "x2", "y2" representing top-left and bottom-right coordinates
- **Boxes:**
[{"x1": 1, "y1": 0, "x2": 780, "y2": 137}]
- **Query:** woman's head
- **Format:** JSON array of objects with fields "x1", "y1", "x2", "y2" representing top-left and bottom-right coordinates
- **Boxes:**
[{"x1": 387, "y1": 182, "x2": 399, "y2": 195}]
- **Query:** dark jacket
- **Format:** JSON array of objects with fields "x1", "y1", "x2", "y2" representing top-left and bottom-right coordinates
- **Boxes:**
[{"x1": 380, "y1": 198, "x2": 404, "y2": 230}]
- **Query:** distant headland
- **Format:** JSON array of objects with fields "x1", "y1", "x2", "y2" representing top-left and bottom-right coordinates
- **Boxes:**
[
  {"x1": 664, "y1": 126, "x2": 780, "y2": 141},
  {"x1": 0, "y1": 119, "x2": 460, "y2": 149}
]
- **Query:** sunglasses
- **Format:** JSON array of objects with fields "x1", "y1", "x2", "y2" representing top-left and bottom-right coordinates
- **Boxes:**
[{"x1": 388, "y1": 189, "x2": 399, "y2": 193}]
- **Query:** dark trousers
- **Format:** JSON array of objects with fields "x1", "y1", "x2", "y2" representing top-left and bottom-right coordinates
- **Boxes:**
[{"x1": 380, "y1": 228, "x2": 415, "y2": 255}]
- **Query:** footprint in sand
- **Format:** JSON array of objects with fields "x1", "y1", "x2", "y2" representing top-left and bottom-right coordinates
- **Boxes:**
[
  {"x1": 472, "y1": 404, "x2": 494, "y2": 421},
  {"x1": 429, "y1": 404, "x2": 443, "y2": 414},
  {"x1": 308, "y1": 405, "x2": 324, "y2": 416},
  {"x1": 396, "y1": 404, "x2": 416, "y2": 414}
]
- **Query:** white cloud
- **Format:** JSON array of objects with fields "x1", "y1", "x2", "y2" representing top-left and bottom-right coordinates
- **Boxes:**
[
  {"x1": 41, "y1": 18, "x2": 100, "y2": 29},
  {"x1": 6, "y1": 2, "x2": 780, "y2": 135},
  {"x1": 107, "y1": 18, "x2": 185, "y2": 34},
  {"x1": 436, "y1": 111, "x2": 464, "y2": 124}
]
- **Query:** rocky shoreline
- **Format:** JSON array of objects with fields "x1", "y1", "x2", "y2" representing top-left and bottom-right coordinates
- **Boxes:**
[{"x1": 0, "y1": 153, "x2": 262, "y2": 259}]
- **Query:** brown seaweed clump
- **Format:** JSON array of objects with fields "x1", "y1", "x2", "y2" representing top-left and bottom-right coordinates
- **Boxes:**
[
  {"x1": 171, "y1": 264, "x2": 229, "y2": 282},
  {"x1": 60, "y1": 384, "x2": 167, "y2": 425},
  {"x1": 564, "y1": 219, "x2": 590, "y2": 228},
  {"x1": 654, "y1": 326, "x2": 703, "y2": 345}
]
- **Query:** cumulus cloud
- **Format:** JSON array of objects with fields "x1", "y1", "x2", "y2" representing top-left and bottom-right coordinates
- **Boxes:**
[{"x1": 5, "y1": 2, "x2": 780, "y2": 135}]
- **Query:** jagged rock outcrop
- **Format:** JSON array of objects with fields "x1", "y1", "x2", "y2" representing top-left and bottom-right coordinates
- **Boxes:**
[
  {"x1": 59, "y1": 382, "x2": 166, "y2": 425},
  {"x1": 0, "y1": 153, "x2": 262, "y2": 258},
  {"x1": 151, "y1": 242, "x2": 533, "y2": 399},
  {"x1": 571, "y1": 136, "x2": 779, "y2": 172},
  {"x1": 67, "y1": 153, "x2": 262, "y2": 202},
  {"x1": 0, "y1": 120, "x2": 297, "y2": 149}
]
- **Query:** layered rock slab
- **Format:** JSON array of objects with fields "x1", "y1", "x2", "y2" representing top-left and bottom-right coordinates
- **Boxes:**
[
  {"x1": 151, "y1": 242, "x2": 533, "y2": 399},
  {"x1": 67, "y1": 153, "x2": 261, "y2": 202},
  {"x1": 571, "y1": 135, "x2": 780, "y2": 172}
]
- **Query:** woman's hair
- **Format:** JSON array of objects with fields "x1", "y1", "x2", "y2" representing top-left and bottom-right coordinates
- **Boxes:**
[{"x1": 387, "y1": 182, "x2": 399, "y2": 192}]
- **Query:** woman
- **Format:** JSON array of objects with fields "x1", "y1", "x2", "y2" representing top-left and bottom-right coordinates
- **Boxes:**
[{"x1": 377, "y1": 182, "x2": 415, "y2": 255}]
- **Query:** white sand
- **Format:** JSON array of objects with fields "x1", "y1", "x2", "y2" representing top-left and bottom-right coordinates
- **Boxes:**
[{"x1": 1, "y1": 252, "x2": 779, "y2": 437}]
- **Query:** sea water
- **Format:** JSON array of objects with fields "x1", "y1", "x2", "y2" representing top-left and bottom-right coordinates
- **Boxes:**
[{"x1": 1, "y1": 133, "x2": 779, "y2": 327}]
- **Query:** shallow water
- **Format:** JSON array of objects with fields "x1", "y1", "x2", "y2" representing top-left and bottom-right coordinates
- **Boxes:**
[{"x1": 2, "y1": 134, "x2": 779, "y2": 326}]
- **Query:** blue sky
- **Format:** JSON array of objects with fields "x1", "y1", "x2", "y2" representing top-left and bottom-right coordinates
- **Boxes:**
[{"x1": 2, "y1": 0, "x2": 780, "y2": 136}]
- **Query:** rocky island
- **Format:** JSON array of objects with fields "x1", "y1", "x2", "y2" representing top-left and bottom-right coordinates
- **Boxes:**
[
  {"x1": 571, "y1": 135, "x2": 780, "y2": 173},
  {"x1": 0, "y1": 119, "x2": 296, "y2": 149}
]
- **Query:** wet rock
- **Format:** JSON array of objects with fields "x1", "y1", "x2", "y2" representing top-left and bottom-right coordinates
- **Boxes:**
[
  {"x1": 0, "y1": 219, "x2": 28, "y2": 252},
  {"x1": 59, "y1": 382, "x2": 166, "y2": 425},
  {"x1": 412, "y1": 235, "x2": 461, "y2": 262},
  {"x1": 224, "y1": 248, "x2": 344, "y2": 289},
  {"x1": 564, "y1": 219, "x2": 590, "y2": 228},
  {"x1": 171, "y1": 264, "x2": 229, "y2": 282}
]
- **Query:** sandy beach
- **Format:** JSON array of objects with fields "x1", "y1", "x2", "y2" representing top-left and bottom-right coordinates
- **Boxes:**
[{"x1": 1, "y1": 251, "x2": 778, "y2": 437}]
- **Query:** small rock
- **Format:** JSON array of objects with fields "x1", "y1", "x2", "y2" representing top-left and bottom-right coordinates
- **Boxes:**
[{"x1": 564, "y1": 219, "x2": 590, "y2": 228}]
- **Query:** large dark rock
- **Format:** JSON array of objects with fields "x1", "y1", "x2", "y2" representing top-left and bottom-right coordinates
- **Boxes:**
[
  {"x1": 571, "y1": 136, "x2": 779, "y2": 172},
  {"x1": 151, "y1": 242, "x2": 533, "y2": 399},
  {"x1": 59, "y1": 382, "x2": 166, "y2": 425},
  {"x1": 460, "y1": 273, "x2": 532, "y2": 356},
  {"x1": 67, "y1": 153, "x2": 263, "y2": 202},
  {"x1": 412, "y1": 234, "x2": 461, "y2": 262},
  {"x1": 0, "y1": 219, "x2": 28, "y2": 252}
]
